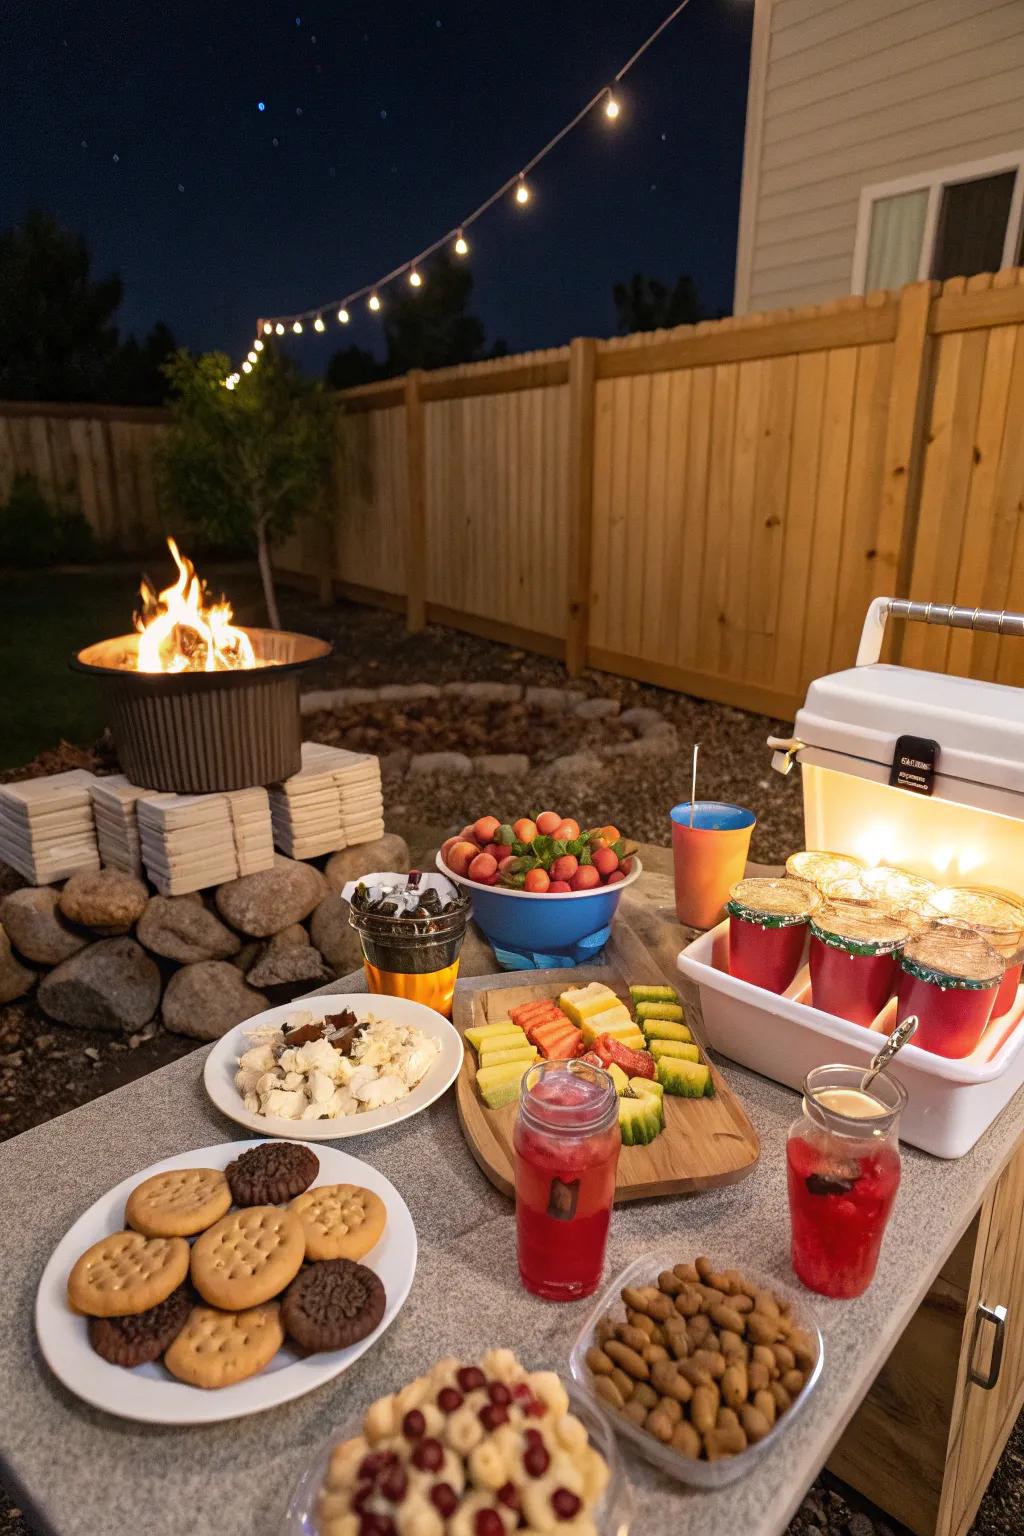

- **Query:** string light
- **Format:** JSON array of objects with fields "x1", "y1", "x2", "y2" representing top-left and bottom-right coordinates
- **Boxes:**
[
  {"x1": 246, "y1": 350, "x2": 257, "y2": 363},
  {"x1": 242, "y1": 361, "x2": 252, "y2": 373},
  {"x1": 225, "y1": 377, "x2": 236, "y2": 390},
  {"x1": 253, "y1": 338, "x2": 264, "y2": 351},
  {"x1": 314, "y1": 315, "x2": 325, "y2": 331},
  {"x1": 230, "y1": 1, "x2": 694, "y2": 368}
]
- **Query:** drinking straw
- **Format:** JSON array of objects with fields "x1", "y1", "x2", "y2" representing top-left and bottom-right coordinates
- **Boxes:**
[{"x1": 689, "y1": 744, "x2": 700, "y2": 828}]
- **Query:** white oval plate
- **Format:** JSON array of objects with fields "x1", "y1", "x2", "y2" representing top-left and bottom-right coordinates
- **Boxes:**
[
  {"x1": 203, "y1": 993, "x2": 464, "y2": 1141},
  {"x1": 35, "y1": 1140, "x2": 416, "y2": 1426}
]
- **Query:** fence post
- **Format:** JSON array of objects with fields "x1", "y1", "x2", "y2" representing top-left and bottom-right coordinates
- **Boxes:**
[
  {"x1": 404, "y1": 369, "x2": 426, "y2": 633},
  {"x1": 566, "y1": 336, "x2": 597, "y2": 675},
  {"x1": 877, "y1": 280, "x2": 936, "y2": 661}
]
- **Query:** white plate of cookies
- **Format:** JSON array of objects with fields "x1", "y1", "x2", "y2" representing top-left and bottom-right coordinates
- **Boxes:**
[{"x1": 35, "y1": 1139, "x2": 416, "y2": 1425}]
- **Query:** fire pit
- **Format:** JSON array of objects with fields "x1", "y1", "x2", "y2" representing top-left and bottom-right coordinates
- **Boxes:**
[{"x1": 72, "y1": 540, "x2": 331, "y2": 794}]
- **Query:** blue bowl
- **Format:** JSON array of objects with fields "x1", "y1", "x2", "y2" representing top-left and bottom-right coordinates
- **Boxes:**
[{"x1": 435, "y1": 852, "x2": 642, "y2": 967}]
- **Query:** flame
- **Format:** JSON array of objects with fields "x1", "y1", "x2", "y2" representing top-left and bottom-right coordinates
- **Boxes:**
[{"x1": 134, "y1": 538, "x2": 259, "y2": 673}]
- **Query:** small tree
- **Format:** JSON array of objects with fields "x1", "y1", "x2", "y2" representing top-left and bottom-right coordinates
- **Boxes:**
[{"x1": 158, "y1": 347, "x2": 333, "y2": 628}]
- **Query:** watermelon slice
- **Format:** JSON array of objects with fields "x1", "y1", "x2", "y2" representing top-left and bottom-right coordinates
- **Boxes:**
[{"x1": 592, "y1": 1033, "x2": 657, "y2": 1080}]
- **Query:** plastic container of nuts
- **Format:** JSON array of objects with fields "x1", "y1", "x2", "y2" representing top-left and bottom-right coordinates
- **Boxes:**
[
  {"x1": 285, "y1": 1378, "x2": 633, "y2": 1535},
  {"x1": 568, "y1": 1245, "x2": 824, "y2": 1489}
]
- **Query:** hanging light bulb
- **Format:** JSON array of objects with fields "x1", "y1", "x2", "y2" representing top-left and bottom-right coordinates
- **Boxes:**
[
  {"x1": 314, "y1": 315, "x2": 325, "y2": 332},
  {"x1": 275, "y1": 322, "x2": 285, "y2": 335},
  {"x1": 515, "y1": 176, "x2": 530, "y2": 205},
  {"x1": 254, "y1": 338, "x2": 264, "y2": 352},
  {"x1": 225, "y1": 377, "x2": 236, "y2": 390},
  {"x1": 242, "y1": 361, "x2": 252, "y2": 373},
  {"x1": 604, "y1": 90, "x2": 620, "y2": 120},
  {"x1": 292, "y1": 320, "x2": 303, "y2": 334},
  {"x1": 246, "y1": 351, "x2": 257, "y2": 363},
  {"x1": 337, "y1": 306, "x2": 350, "y2": 324},
  {"x1": 262, "y1": 321, "x2": 272, "y2": 335},
  {"x1": 368, "y1": 293, "x2": 381, "y2": 312},
  {"x1": 454, "y1": 231, "x2": 468, "y2": 256},
  {"x1": 408, "y1": 267, "x2": 422, "y2": 288}
]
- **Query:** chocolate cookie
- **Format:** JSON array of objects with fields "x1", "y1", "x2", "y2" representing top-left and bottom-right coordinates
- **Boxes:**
[
  {"x1": 281, "y1": 1259, "x2": 386, "y2": 1352},
  {"x1": 226, "y1": 1141, "x2": 319, "y2": 1206},
  {"x1": 88, "y1": 1282, "x2": 194, "y2": 1367}
]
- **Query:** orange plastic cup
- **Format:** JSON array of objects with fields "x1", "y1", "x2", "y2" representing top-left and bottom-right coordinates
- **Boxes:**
[
  {"x1": 348, "y1": 897, "x2": 469, "y2": 1019},
  {"x1": 671, "y1": 801, "x2": 756, "y2": 929}
]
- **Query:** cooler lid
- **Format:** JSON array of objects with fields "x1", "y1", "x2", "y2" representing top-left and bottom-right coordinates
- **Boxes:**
[{"x1": 794, "y1": 663, "x2": 1024, "y2": 796}]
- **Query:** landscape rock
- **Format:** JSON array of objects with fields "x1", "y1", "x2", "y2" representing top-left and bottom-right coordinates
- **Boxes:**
[
  {"x1": 248, "y1": 933, "x2": 331, "y2": 990},
  {"x1": 524, "y1": 686, "x2": 570, "y2": 712},
  {"x1": 214, "y1": 854, "x2": 328, "y2": 937},
  {"x1": 324, "y1": 834, "x2": 411, "y2": 892},
  {"x1": 620, "y1": 706, "x2": 666, "y2": 732},
  {"x1": 0, "y1": 923, "x2": 35, "y2": 1003},
  {"x1": 573, "y1": 697, "x2": 621, "y2": 719},
  {"x1": 38, "y1": 938, "x2": 160, "y2": 1032},
  {"x1": 300, "y1": 686, "x2": 380, "y2": 714},
  {"x1": 376, "y1": 683, "x2": 441, "y2": 702},
  {"x1": 0, "y1": 886, "x2": 88, "y2": 965},
  {"x1": 442, "y1": 681, "x2": 522, "y2": 702},
  {"x1": 543, "y1": 751, "x2": 606, "y2": 781},
  {"x1": 230, "y1": 941, "x2": 262, "y2": 974},
  {"x1": 409, "y1": 751, "x2": 473, "y2": 777},
  {"x1": 137, "y1": 894, "x2": 242, "y2": 964},
  {"x1": 309, "y1": 893, "x2": 364, "y2": 973},
  {"x1": 161, "y1": 961, "x2": 269, "y2": 1041},
  {"x1": 59, "y1": 869, "x2": 149, "y2": 934},
  {"x1": 380, "y1": 748, "x2": 412, "y2": 778},
  {"x1": 269, "y1": 922, "x2": 311, "y2": 949},
  {"x1": 474, "y1": 753, "x2": 530, "y2": 776}
]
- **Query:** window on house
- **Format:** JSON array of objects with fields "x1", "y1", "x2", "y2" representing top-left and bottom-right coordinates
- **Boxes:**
[{"x1": 854, "y1": 154, "x2": 1024, "y2": 292}]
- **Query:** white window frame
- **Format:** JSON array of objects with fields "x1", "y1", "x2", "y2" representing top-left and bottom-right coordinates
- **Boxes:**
[{"x1": 851, "y1": 148, "x2": 1024, "y2": 294}]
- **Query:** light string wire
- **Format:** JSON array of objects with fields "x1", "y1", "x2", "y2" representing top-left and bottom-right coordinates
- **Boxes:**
[{"x1": 249, "y1": 0, "x2": 693, "y2": 336}]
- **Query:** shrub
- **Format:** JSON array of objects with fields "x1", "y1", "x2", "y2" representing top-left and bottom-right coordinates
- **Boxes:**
[{"x1": 0, "y1": 472, "x2": 99, "y2": 567}]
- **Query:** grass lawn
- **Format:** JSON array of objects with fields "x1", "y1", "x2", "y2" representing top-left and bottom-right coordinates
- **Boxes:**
[{"x1": 0, "y1": 562, "x2": 267, "y2": 771}]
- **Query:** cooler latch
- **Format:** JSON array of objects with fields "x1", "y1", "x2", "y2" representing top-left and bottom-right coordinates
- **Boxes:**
[{"x1": 767, "y1": 736, "x2": 804, "y2": 776}]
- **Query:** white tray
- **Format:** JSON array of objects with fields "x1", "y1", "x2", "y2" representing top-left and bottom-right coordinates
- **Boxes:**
[{"x1": 677, "y1": 922, "x2": 1024, "y2": 1159}]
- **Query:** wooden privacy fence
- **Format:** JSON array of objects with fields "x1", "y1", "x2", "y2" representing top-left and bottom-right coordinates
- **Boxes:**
[{"x1": 0, "y1": 400, "x2": 169, "y2": 553}]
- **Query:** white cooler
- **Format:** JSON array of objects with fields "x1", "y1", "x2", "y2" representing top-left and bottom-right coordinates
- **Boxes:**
[{"x1": 678, "y1": 598, "x2": 1024, "y2": 1158}]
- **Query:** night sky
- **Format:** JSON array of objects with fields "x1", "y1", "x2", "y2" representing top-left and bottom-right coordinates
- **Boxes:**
[{"x1": 4, "y1": 1, "x2": 753, "y2": 368}]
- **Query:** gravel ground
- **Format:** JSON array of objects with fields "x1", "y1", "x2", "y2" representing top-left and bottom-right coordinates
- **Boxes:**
[{"x1": 0, "y1": 587, "x2": 1018, "y2": 1535}]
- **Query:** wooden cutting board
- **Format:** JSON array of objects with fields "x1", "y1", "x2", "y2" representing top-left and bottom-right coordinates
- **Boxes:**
[{"x1": 452, "y1": 941, "x2": 759, "y2": 1203}]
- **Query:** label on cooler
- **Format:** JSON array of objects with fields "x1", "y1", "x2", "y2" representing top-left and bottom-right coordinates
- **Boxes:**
[{"x1": 889, "y1": 734, "x2": 939, "y2": 795}]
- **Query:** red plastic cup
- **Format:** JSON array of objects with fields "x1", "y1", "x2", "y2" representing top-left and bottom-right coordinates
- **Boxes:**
[{"x1": 671, "y1": 801, "x2": 755, "y2": 929}]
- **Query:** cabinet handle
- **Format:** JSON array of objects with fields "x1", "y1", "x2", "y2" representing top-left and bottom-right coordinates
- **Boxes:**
[{"x1": 968, "y1": 1302, "x2": 1007, "y2": 1391}]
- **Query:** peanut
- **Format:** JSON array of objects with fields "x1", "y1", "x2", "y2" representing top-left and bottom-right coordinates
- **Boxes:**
[
  {"x1": 610, "y1": 1368, "x2": 635, "y2": 1401},
  {"x1": 622, "y1": 1286, "x2": 651, "y2": 1314},
  {"x1": 692, "y1": 1349, "x2": 727, "y2": 1380},
  {"x1": 695, "y1": 1255, "x2": 714, "y2": 1281},
  {"x1": 593, "y1": 1375, "x2": 624, "y2": 1409},
  {"x1": 627, "y1": 1310, "x2": 655, "y2": 1337},
  {"x1": 671, "y1": 1420, "x2": 701, "y2": 1458},
  {"x1": 705, "y1": 1272, "x2": 732, "y2": 1295},
  {"x1": 704, "y1": 1425, "x2": 747, "y2": 1460},
  {"x1": 721, "y1": 1363, "x2": 748, "y2": 1410},
  {"x1": 605, "y1": 1340, "x2": 649, "y2": 1380},
  {"x1": 747, "y1": 1361, "x2": 770, "y2": 1393},
  {"x1": 663, "y1": 1321, "x2": 689, "y2": 1360},
  {"x1": 657, "y1": 1395, "x2": 683, "y2": 1425},
  {"x1": 673, "y1": 1261, "x2": 700, "y2": 1284},
  {"x1": 687, "y1": 1314, "x2": 713, "y2": 1348},
  {"x1": 673, "y1": 1287, "x2": 702, "y2": 1318},
  {"x1": 753, "y1": 1388, "x2": 777, "y2": 1427},
  {"x1": 643, "y1": 1343, "x2": 669, "y2": 1366},
  {"x1": 771, "y1": 1343, "x2": 795, "y2": 1373},
  {"x1": 632, "y1": 1382, "x2": 659, "y2": 1410},
  {"x1": 585, "y1": 1346, "x2": 614, "y2": 1377},
  {"x1": 782, "y1": 1369, "x2": 806, "y2": 1397},
  {"x1": 595, "y1": 1316, "x2": 616, "y2": 1346},
  {"x1": 719, "y1": 1269, "x2": 745, "y2": 1295},
  {"x1": 690, "y1": 1383, "x2": 720, "y2": 1435},
  {"x1": 678, "y1": 1359, "x2": 713, "y2": 1389},
  {"x1": 717, "y1": 1406, "x2": 740, "y2": 1431},
  {"x1": 710, "y1": 1303, "x2": 746, "y2": 1335},
  {"x1": 732, "y1": 1293, "x2": 755, "y2": 1314},
  {"x1": 752, "y1": 1345, "x2": 776, "y2": 1373},
  {"x1": 616, "y1": 1323, "x2": 650, "y2": 1353},
  {"x1": 776, "y1": 1312, "x2": 793, "y2": 1338},
  {"x1": 770, "y1": 1381, "x2": 792, "y2": 1414},
  {"x1": 646, "y1": 1409, "x2": 675, "y2": 1443},
  {"x1": 746, "y1": 1312, "x2": 780, "y2": 1345},
  {"x1": 657, "y1": 1269, "x2": 685, "y2": 1296},
  {"x1": 622, "y1": 1399, "x2": 647, "y2": 1426},
  {"x1": 719, "y1": 1329, "x2": 745, "y2": 1358},
  {"x1": 644, "y1": 1291, "x2": 675, "y2": 1322},
  {"x1": 697, "y1": 1286, "x2": 725, "y2": 1312},
  {"x1": 754, "y1": 1290, "x2": 780, "y2": 1319},
  {"x1": 788, "y1": 1329, "x2": 816, "y2": 1372},
  {"x1": 740, "y1": 1404, "x2": 772, "y2": 1444}
]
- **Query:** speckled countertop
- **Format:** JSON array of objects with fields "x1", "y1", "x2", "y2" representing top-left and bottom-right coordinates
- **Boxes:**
[{"x1": 1, "y1": 895, "x2": 1022, "y2": 1536}]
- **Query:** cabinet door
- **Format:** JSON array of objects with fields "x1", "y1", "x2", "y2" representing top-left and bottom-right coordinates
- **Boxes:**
[{"x1": 940, "y1": 1140, "x2": 1024, "y2": 1536}]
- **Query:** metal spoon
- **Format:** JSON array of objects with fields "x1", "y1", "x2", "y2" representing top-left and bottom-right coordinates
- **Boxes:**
[{"x1": 861, "y1": 1014, "x2": 918, "y2": 1094}]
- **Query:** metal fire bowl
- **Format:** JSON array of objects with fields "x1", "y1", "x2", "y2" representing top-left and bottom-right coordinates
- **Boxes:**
[{"x1": 71, "y1": 628, "x2": 332, "y2": 794}]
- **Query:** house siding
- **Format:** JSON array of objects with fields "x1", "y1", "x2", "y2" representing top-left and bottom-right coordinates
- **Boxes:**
[{"x1": 736, "y1": 0, "x2": 1024, "y2": 313}]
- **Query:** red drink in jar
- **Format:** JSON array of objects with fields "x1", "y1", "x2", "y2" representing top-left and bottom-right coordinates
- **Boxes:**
[
  {"x1": 727, "y1": 877, "x2": 819, "y2": 993},
  {"x1": 923, "y1": 886, "x2": 1024, "y2": 1020},
  {"x1": 513, "y1": 1060, "x2": 620, "y2": 1301},
  {"x1": 896, "y1": 925, "x2": 1004, "y2": 1058},
  {"x1": 808, "y1": 900, "x2": 916, "y2": 1026},
  {"x1": 787, "y1": 1063, "x2": 906, "y2": 1299}
]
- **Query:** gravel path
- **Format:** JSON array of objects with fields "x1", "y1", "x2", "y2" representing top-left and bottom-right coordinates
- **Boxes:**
[{"x1": 0, "y1": 589, "x2": 1018, "y2": 1535}]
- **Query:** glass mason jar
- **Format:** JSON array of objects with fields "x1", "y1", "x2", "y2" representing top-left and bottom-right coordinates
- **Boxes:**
[
  {"x1": 808, "y1": 899, "x2": 917, "y2": 1026},
  {"x1": 727, "y1": 877, "x2": 820, "y2": 993},
  {"x1": 513, "y1": 1059, "x2": 620, "y2": 1302},
  {"x1": 786, "y1": 1062, "x2": 906, "y2": 1299},
  {"x1": 786, "y1": 849, "x2": 866, "y2": 894},
  {"x1": 852, "y1": 865, "x2": 937, "y2": 913},
  {"x1": 896, "y1": 924, "x2": 1005, "y2": 1058},
  {"x1": 924, "y1": 886, "x2": 1024, "y2": 1021}
]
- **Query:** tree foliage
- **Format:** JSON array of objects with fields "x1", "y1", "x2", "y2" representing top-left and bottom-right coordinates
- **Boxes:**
[
  {"x1": 0, "y1": 212, "x2": 177, "y2": 404},
  {"x1": 612, "y1": 272, "x2": 704, "y2": 335},
  {"x1": 158, "y1": 347, "x2": 333, "y2": 625}
]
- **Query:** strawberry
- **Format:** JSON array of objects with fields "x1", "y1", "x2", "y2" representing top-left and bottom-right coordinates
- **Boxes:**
[{"x1": 592, "y1": 1033, "x2": 656, "y2": 1080}]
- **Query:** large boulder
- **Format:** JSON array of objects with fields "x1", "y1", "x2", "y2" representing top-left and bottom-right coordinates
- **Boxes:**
[
  {"x1": 0, "y1": 923, "x2": 35, "y2": 1003},
  {"x1": 59, "y1": 870, "x2": 149, "y2": 935},
  {"x1": 309, "y1": 893, "x2": 364, "y2": 974},
  {"x1": 214, "y1": 854, "x2": 328, "y2": 938},
  {"x1": 324, "y1": 834, "x2": 411, "y2": 893},
  {"x1": 137, "y1": 894, "x2": 242, "y2": 964},
  {"x1": 1, "y1": 887, "x2": 88, "y2": 965},
  {"x1": 247, "y1": 929, "x2": 332, "y2": 991},
  {"x1": 38, "y1": 938, "x2": 161, "y2": 1031},
  {"x1": 161, "y1": 961, "x2": 269, "y2": 1041}
]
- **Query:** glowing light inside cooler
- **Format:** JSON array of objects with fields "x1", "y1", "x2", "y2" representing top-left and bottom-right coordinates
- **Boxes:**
[{"x1": 800, "y1": 764, "x2": 1024, "y2": 894}]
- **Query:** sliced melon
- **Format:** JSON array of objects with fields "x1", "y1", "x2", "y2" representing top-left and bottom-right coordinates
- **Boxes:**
[
  {"x1": 476, "y1": 1060, "x2": 532, "y2": 1109},
  {"x1": 641, "y1": 1018, "x2": 692, "y2": 1044},
  {"x1": 657, "y1": 1058, "x2": 711, "y2": 1098},
  {"x1": 478, "y1": 1044, "x2": 538, "y2": 1070},
  {"x1": 470, "y1": 1031, "x2": 527, "y2": 1058},
  {"x1": 606, "y1": 1061, "x2": 630, "y2": 1096},
  {"x1": 635, "y1": 1001, "x2": 685, "y2": 1024},
  {"x1": 465, "y1": 1022, "x2": 525, "y2": 1050},
  {"x1": 630, "y1": 1076, "x2": 664, "y2": 1103},
  {"x1": 629, "y1": 984, "x2": 679, "y2": 1005},
  {"x1": 558, "y1": 982, "x2": 618, "y2": 1026},
  {"x1": 650, "y1": 1040, "x2": 700, "y2": 1064}
]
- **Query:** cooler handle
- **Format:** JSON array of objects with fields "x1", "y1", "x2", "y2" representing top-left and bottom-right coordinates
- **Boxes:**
[{"x1": 856, "y1": 598, "x2": 1024, "y2": 666}]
